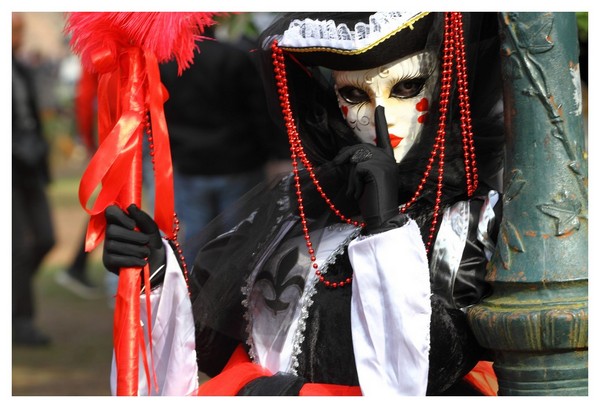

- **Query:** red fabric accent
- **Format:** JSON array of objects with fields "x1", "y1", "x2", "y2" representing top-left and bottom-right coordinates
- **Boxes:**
[
  {"x1": 194, "y1": 344, "x2": 362, "y2": 396},
  {"x1": 194, "y1": 344, "x2": 272, "y2": 396},
  {"x1": 463, "y1": 361, "x2": 498, "y2": 396},
  {"x1": 300, "y1": 383, "x2": 362, "y2": 396},
  {"x1": 193, "y1": 346, "x2": 497, "y2": 396}
]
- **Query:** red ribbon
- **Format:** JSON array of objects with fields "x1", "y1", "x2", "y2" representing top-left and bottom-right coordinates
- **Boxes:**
[
  {"x1": 79, "y1": 48, "x2": 175, "y2": 251},
  {"x1": 78, "y1": 44, "x2": 175, "y2": 396}
]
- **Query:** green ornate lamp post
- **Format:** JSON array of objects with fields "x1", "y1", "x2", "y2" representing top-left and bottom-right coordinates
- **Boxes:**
[{"x1": 468, "y1": 12, "x2": 588, "y2": 396}]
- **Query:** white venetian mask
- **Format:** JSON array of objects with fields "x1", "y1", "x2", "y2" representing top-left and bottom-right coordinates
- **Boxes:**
[{"x1": 333, "y1": 52, "x2": 438, "y2": 163}]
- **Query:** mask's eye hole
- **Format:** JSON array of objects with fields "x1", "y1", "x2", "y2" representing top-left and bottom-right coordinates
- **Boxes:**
[
  {"x1": 337, "y1": 86, "x2": 369, "y2": 104},
  {"x1": 390, "y1": 78, "x2": 427, "y2": 99}
]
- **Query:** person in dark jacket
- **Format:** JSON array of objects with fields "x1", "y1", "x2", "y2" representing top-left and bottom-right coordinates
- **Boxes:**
[
  {"x1": 12, "y1": 12, "x2": 56, "y2": 346},
  {"x1": 160, "y1": 25, "x2": 290, "y2": 263}
]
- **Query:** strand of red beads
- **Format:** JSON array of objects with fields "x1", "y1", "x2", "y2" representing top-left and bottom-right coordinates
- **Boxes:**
[
  {"x1": 271, "y1": 40, "x2": 364, "y2": 289},
  {"x1": 144, "y1": 114, "x2": 190, "y2": 295},
  {"x1": 451, "y1": 12, "x2": 479, "y2": 197},
  {"x1": 401, "y1": 12, "x2": 456, "y2": 253}
]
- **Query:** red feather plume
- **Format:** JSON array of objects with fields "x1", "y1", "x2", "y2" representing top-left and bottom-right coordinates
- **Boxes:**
[{"x1": 66, "y1": 12, "x2": 222, "y2": 75}]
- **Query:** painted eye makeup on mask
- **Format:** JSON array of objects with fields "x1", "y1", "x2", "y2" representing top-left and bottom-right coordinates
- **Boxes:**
[
  {"x1": 390, "y1": 77, "x2": 428, "y2": 99},
  {"x1": 337, "y1": 76, "x2": 428, "y2": 106},
  {"x1": 337, "y1": 86, "x2": 369, "y2": 104}
]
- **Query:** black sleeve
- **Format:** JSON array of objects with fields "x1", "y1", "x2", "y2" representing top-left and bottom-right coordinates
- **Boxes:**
[
  {"x1": 452, "y1": 194, "x2": 502, "y2": 308},
  {"x1": 426, "y1": 294, "x2": 487, "y2": 395},
  {"x1": 188, "y1": 235, "x2": 245, "y2": 377},
  {"x1": 430, "y1": 192, "x2": 502, "y2": 310}
]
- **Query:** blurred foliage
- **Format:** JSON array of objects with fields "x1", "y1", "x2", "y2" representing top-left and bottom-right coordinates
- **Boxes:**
[
  {"x1": 576, "y1": 12, "x2": 588, "y2": 42},
  {"x1": 215, "y1": 13, "x2": 261, "y2": 41},
  {"x1": 214, "y1": 12, "x2": 281, "y2": 42}
]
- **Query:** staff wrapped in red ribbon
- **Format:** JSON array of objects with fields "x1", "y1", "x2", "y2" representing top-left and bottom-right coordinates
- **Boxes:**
[{"x1": 65, "y1": 12, "x2": 220, "y2": 396}]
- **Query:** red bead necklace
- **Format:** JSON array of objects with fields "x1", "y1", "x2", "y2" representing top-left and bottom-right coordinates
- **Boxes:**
[{"x1": 270, "y1": 12, "x2": 477, "y2": 289}]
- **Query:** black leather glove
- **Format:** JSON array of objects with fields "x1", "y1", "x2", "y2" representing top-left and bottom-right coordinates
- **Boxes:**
[
  {"x1": 333, "y1": 106, "x2": 407, "y2": 234},
  {"x1": 103, "y1": 204, "x2": 166, "y2": 290}
]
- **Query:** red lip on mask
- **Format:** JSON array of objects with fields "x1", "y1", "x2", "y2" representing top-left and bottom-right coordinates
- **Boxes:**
[{"x1": 389, "y1": 134, "x2": 403, "y2": 148}]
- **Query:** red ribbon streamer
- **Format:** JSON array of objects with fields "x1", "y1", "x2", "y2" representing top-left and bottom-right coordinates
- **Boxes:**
[{"x1": 79, "y1": 48, "x2": 175, "y2": 252}]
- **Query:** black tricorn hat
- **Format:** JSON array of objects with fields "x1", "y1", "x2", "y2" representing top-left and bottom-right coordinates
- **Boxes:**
[{"x1": 265, "y1": 12, "x2": 435, "y2": 70}]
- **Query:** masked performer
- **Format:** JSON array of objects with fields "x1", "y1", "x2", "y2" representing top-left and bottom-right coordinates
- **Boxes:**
[{"x1": 102, "y1": 12, "x2": 504, "y2": 396}]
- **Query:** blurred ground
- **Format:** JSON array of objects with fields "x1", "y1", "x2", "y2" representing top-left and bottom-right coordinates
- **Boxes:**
[{"x1": 12, "y1": 154, "x2": 115, "y2": 396}]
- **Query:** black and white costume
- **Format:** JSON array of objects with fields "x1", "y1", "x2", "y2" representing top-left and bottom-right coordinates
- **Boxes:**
[{"x1": 104, "y1": 12, "x2": 505, "y2": 396}]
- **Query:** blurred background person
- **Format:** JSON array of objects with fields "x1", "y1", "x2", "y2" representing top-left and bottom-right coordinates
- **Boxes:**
[
  {"x1": 54, "y1": 67, "x2": 103, "y2": 300},
  {"x1": 12, "y1": 12, "x2": 56, "y2": 346},
  {"x1": 160, "y1": 21, "x2": 290, "y2": 263}
]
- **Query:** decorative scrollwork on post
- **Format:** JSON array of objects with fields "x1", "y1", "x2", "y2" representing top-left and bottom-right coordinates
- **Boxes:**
[
  {"x1": 502, "y1": 12, "x2": 586, "y2": 200},
  {"x1": 497, "y1": 169, "x2": 526, "y2": 269}
]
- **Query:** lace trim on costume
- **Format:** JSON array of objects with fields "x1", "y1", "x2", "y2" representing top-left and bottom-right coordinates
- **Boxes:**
[
  {"x1": 288, "y1": 224, "x2": 362, "y2": 375},
  {"x1": 278, "y1": 12, "x2": 429, "y2": 55}
]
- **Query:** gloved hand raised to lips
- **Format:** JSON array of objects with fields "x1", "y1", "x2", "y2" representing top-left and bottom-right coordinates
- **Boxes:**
[
  {"x1": 103, "y1": 204, "x2": 166, "y2": 290},
  {"x1": 333, "y1": 106, "x2": 408, "y2": 235}
]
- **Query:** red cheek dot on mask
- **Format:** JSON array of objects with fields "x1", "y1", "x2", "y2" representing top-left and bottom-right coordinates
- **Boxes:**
[
  {"x1": 418, "y1": 113, "x2": 429, "y2": 124},
  {"x1": 341, "y1": 106, "x2": 348, "y2": 117},
  {"x1": 416, "y1": 98, "x2": 429, "y2": 112}
]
